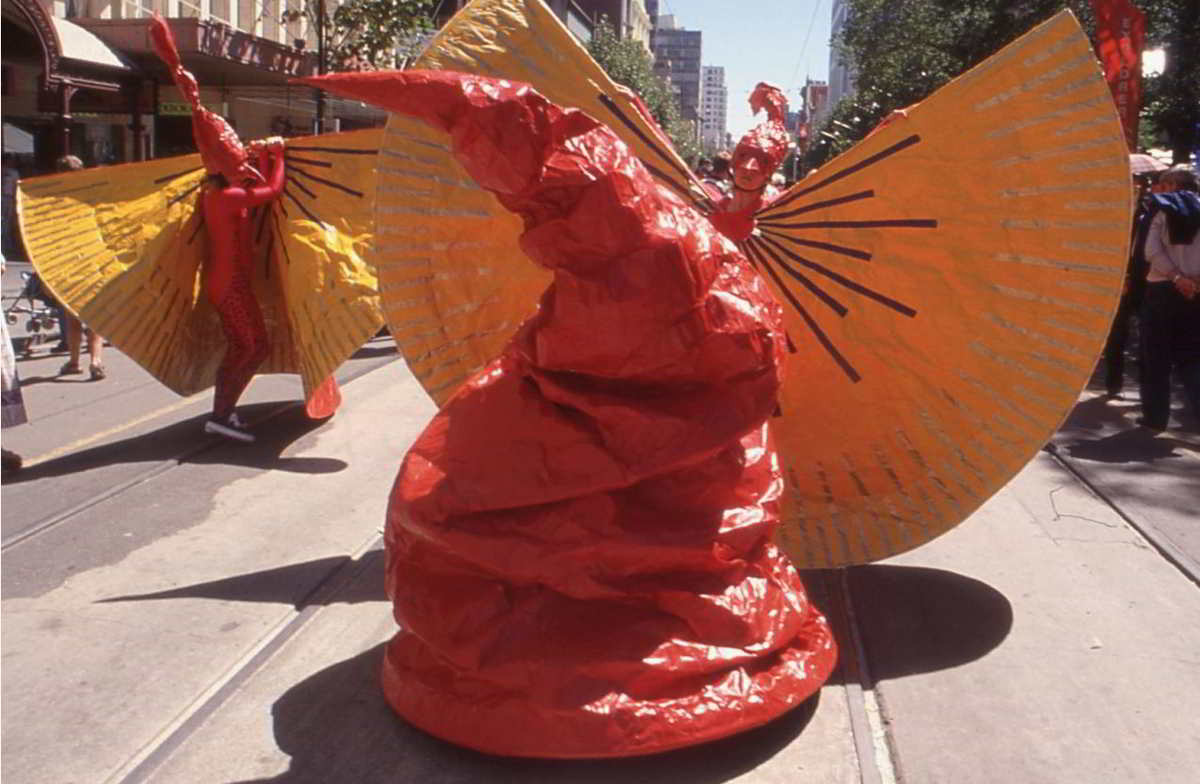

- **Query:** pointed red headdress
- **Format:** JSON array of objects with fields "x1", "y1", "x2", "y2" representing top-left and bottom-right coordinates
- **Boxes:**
[
  {"x1": 149, "y1": 14, "x2": 262, "y2": 184},
  {"x1": 735, "y1": 82, "x2": 791, "y2": 175}
]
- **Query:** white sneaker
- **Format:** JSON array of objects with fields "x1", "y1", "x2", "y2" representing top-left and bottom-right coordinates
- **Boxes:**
[{"x1": 204, "y1": 417, "x2": 255, "y2": 443}]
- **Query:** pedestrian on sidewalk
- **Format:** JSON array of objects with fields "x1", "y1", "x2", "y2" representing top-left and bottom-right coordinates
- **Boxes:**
[
  {"x1": 2, "y1": 253, "x2": 28, "y2": 472},
  {"x1": 1137, "y1": 164, "x2": 1200, "y2": 432},
  {"x1": 53, "y1": 155, "x2": 107, "y2": 381}
]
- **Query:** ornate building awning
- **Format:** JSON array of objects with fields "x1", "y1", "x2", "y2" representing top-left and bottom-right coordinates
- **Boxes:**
[
  {"x1": 75, "y1": 16, "x2": 318, "y2": 88},
  {"x1": 1, "y1": 0, "x2": 135, "y2": 92}
]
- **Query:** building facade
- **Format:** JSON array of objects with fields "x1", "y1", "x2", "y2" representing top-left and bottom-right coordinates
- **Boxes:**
[
  {"x1": 803, "y1": 78, "x2": 831, "y2": 130},
  {"x1": 828, "y1": 0, "x2": 856, "y2": 111},
  {"x1": 651, "y1": 14, "x2": 700, "y2": 131},
  {"x1": 1, "y1": 0, "x2": 392, "y2": 176},
  {"x1": 699, "y1": 65, "x2": 725, "y2": 151},
  {"x1": 4, "y1": 0, "x2": 659, "y2": 180}
]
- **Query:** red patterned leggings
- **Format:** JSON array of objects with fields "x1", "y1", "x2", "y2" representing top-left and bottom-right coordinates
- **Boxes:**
[{"x1": 212, "y1": 273, "x2": 270, "y2": 420}]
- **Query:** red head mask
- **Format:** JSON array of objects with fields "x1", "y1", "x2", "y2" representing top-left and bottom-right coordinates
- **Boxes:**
[
  {"x1": 733, "y1": 82, "x2": 791, "y2": 179},
  {"x1": 150, "y1": 14, "x2": 263, "y2": 185}
]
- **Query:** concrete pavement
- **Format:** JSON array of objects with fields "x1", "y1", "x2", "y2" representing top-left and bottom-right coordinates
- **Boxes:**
[{"x1": 2, "y1": 356, "x2": 1199, "y2": 783}]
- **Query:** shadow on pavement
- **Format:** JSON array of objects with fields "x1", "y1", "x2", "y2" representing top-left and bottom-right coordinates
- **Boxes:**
[
  {"x1": 1057, "y1": 428, "x2": 1198, "y2": 464},
  {"x1": 1, "y1": 402, "x2": 345, "y2": 485},
  {"x1": 10, "y1": 372, "x2": 99, "y2": 387},
  {"x1": 97, "y1": 550, "x2": 386, "y2": 609},
  {"x1": 233, "y1": 643, "x2": 821, "y2": 784},
  {"x1": 1050, "y1": 376, "x2": 1200, "y2": 525},
  {"x1": 846, "y1": 564, "x2": 1013, "y2": 682}
]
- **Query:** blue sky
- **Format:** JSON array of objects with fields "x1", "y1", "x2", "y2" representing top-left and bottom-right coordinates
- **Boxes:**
[{"x1": 658, "y1": 0, "x2": 834, "y2": 138}]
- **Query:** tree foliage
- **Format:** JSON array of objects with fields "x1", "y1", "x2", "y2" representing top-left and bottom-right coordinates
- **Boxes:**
[
  {"x1": 1139, "y1": 0, "x2": 1199, "y2": 163},
  {"x1": 808, "y1": 0, "x2": 1198, "y2": 171},
  {"x1": 284, "y1": 0, "x2": 435, "y2": 71},
  {"x1": 586, "y1": 18, "x2": 700, "y2": 165}
]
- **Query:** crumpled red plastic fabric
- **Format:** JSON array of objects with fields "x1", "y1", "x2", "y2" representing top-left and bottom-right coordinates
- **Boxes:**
[
  {"x1": 304, "y1": 69, "x2": 837, "y2": 758},
  {"x1": 150, "y1": 14, "x2": 263, "y2": 185}
]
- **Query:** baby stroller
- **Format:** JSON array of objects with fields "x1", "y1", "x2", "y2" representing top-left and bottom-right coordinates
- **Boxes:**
[{"x1": 4, "y1": 270, "x2": 63, "y2": 357}]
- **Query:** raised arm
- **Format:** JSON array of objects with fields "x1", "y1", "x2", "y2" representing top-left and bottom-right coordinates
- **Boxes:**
[
  {"x1": 298, "y1": 70, "x2": 602, "y2": 198},
  {"x1": 217, "y1": 145, "x2": 285, "y2": 209}
]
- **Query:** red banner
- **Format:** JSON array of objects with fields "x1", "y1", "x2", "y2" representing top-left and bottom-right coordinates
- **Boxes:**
[{"x1": 1090, "y1": 0, "x2": 1145, "y2": 150}]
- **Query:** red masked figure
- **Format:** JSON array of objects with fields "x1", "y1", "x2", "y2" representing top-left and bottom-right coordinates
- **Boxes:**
[
  {"x1": 304, "y1": 70, "x2": 836, "y2": 758},
  {"x1": 151, "y1": 14, "x2": 285, "y2": 442},
  {"x1": 709, "y1": 82, "x2": 792, "y2": 243}
]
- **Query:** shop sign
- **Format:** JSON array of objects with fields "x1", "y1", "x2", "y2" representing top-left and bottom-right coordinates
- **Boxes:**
[{"x1": 159, "y1": 101, "x2": 222, "y2": 116}]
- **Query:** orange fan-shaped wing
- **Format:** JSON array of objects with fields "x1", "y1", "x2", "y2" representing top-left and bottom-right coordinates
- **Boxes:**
[
  {"x1": 17, "y1": 129, "x2": 385, "y2": 407},
  {"x1": 373, "y1": 2, "x2": 1132, "y2": 567}
]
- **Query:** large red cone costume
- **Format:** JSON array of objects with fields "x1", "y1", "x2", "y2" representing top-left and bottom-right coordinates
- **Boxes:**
[{"x1": 302, "y1": 69, "x2": 836, "y2": 758}]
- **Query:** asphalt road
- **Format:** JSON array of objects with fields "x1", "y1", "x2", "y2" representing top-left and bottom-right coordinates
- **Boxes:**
[
  {"x1": 5, "y1": 259, "x2": 1197, "y2": 598},
  {"x1": 3, "y1": 260, "x2": 405, "y2": 597}
]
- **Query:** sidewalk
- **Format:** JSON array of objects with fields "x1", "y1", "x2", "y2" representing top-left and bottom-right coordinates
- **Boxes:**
[{"x1": 3, "y1": 359, "x2": 1198, "y2": 783}]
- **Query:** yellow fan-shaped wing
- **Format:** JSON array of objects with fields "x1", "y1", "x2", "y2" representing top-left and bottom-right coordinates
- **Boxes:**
[
  {"x1": 375, "y1": 0, "x2": 710, "y2": 398},
  {"x1": 376, "y1": 5, "x2": 1132, "y2": 567},
  {"x1": 752, "y1": 11, "x2": 1132, "y2": 566},
  {"x1": 17, "y1": 128, "x2": 384, "y2": 403}
]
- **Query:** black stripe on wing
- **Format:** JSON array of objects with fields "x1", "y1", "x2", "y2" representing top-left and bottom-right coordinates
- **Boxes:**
[
  {"x1": 750, "y1": 238, "x2": 849, "y2": 317},
  {"x1": 755, "y1": 234, "x2": 917, "y2": 317},
  {"x1": 762, "y1": 190, "x2": 876, "y2": 222},
  {"x1": 286, "y1": 156, "x2": 334, "y2": 169},
  {"x1": 759, "y1": 134, "x2": 922, "y2": 218},
  {"x1": 287, "y1": 174, "x2": 317, "y2": 200},
  {"x1": 758, "y1": 228, "x2": 873, "y2": 261},
  {"x1": 290, "y1": 165, "x2": 365, "y2": 198},
  {"x1": 744, "y1": 238, "x2": 861, "y2": 382},
  {"x1": 154, "y1": 166, "x2": 203, "y2": 185},
  {"x1": 271, "y1": 210, "x2": 293, "y2": 267},
  {"x1": 596, "y1": 92, "x2": 714, "y2": 212},
  {"x1": 286, "y1": 145, "x2": 378, "y2": 155},
  {"x1": 168, "y1": 181, "x2": 202, "y2": 207},
  {"x1": 758, "y1": 217, "x2": 938, "y2": 231},
  {"x1": 283, "y1": 187, "x2": 326, "y2": 227}
]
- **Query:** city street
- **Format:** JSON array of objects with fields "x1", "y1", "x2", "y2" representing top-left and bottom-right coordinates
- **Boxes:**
[
  {"x1": 4, "y1": 257, "x2": 1199, "y2": 783},
  {"x1": 4, "y1": 0, "x2": 1197, "y2": 778}
]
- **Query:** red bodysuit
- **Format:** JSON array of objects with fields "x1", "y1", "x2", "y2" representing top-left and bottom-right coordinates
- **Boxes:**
[{"x1": 202, "y1": 145, "x2": 286, "y2": 420}]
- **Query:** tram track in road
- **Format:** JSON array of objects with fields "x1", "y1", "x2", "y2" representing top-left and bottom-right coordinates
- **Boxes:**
[
  {"x1": 0, "y1": 351, "x2": 402, "y2": 554},
  {"x1": 107, "y1": 532, "x2": 385, "y2": 784}
]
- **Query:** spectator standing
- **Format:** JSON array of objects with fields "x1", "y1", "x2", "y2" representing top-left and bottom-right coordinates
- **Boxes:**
[
  {"x1": 54, "y1": 155, "x2": 107, "y2": 380},
  {"x1": 2, "y1": 253, "x2": 27, "y2": 472},
  {"x1": 1137, "y1": 165, "x2": 1200, "y2": 431}
]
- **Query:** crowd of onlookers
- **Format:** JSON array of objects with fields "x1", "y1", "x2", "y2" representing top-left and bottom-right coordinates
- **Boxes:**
[{"x1": 1105, "y1": 163, "x2": 1200, "y2": 433}]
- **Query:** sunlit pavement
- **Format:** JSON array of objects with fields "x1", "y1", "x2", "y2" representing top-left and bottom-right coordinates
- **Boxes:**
[{"x1": 3, "y1": 277, "x2": 1199, "y2": 781}]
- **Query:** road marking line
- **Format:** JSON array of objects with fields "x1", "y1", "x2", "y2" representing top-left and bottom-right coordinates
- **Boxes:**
[{"x1": 21, "y1": 391, "x2": 209, "y2": 468}]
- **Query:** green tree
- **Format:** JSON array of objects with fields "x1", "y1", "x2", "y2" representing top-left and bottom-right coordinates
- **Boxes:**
[
  {"x1": 1139, "y1": 0, "x2": 1199, "y2": 163},
  {"x1": 807, "y1": 0, "x2": 1197, "y2": 170},
  {"x1": 586, "y1": 18, "x2": 700, "y2": 165},
  {"x1": 283, "y1": 0, "x2": 435, "y2": 71}
]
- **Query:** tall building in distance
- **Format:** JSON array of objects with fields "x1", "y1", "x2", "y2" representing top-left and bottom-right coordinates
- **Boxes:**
[
  {"x1": 828, "y1": 0, "x2": 858, "y2": 111},
  {"x1": 803, "y1": 79, "x2": 831, "y2": 130},
  {"x1": 700, "y1": 66, "x2": 727, "y2": 151},
  {"x1": 652, "y1": 14, "x2": 702, "y2": 133}
]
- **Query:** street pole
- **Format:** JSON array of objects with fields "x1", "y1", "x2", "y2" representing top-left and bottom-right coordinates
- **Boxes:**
[{"x1": 314, "y1": 0, "x2": 326, "y2": 134}]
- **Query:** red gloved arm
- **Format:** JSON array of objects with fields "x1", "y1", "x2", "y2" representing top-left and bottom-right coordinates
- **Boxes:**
[
  {"x1": 298, "y1": 70, "x2": 597, "y2": 197},
  {"x1": 218, "y1": 147, "x2": 285, "y2": 209}
]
